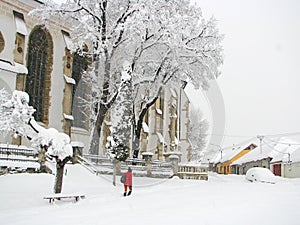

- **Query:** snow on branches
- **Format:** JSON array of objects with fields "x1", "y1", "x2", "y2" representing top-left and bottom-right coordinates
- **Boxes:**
[
  {"x1": 30, "y1": 0, "x2": 223, "y2": 156},
  {"x1": 106, "y1": 61, "x2": 132, "y2": 162},
  {"x1": 0, "y1": 90, "x2": 35, "y2": 137},
  {"x1": 30, "y1": 0, "x2": 223, "y2": 92},
  {"x1": 0, "y1": 90, "x2": 72, "y2": 161}
]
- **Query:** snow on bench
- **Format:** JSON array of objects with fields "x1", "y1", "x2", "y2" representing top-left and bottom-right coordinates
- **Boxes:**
[{"x1": 44, "y1": 193, "x2": 85, "y2": 203}]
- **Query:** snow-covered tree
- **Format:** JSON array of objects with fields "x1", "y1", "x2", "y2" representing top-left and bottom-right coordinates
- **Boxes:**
[
  {"x1": 0, "y1": 90, "x2": 36, "y2": 138},
  {"x1": 107, "y1": 61, "x2": 133, "y2": 160},
  {"x1": 129, "y1": 1, "x2": 223, "y2": 157},
  {"x1": 189, "y1": 106, "x2": 209, "y2": 162},
  {"x1": 30, "y1": 0, "x2": 140, "y2": 155},
  {"x1": 0, "y1": 90, "x2": 72, "y2": 193},
  {"x1": 30, "y1": 0, "x2": 223, "y2": 158},
  {"x1": 105, "y1": 61, "x2": 132, "y2": 185}
]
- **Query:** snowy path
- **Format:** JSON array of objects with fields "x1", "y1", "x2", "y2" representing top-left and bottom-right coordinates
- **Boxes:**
[{"x1": 1, "y1": 164, "x2": 300, "y2": 225}]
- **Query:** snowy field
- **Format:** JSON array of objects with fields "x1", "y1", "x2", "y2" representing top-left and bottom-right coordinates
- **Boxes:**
[{"x1": 1, "y1": 164, "x2": 300, "y2": 225}]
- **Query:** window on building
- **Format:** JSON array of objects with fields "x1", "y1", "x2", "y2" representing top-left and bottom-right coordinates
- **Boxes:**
[
  {"x1": 26, "y1": 26, "x2": 52, "y2": 123},
  {"x1": 13, "y1": 11, "x2": 27, "y2": 64},
  {"x1": 13, "y1": 11, "x2": 27, "y2": 36},
  {"x1": 0, "y1": 32, "x2": 4, "y2": 53},
  {"x1": 71, "y1": 52, "x2": 89, "y2": 129}
]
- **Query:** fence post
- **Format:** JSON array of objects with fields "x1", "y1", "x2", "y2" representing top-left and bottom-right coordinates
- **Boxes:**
[
  {"x1": 169, "y1": 155, "x2": 179, "y2": 175},
  {"x1": 38, "y1": 148, "x2": 48, "y2": 173},
  {"x1": 142, "y1": 152, "x2": 153, "y2": 177},
  {"x1": 71, "y1": 144, "x2": 83, "y2": 164}
]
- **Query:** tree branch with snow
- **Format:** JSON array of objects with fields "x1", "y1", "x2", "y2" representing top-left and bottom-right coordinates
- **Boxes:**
[{"x1": 0, "y1": 90, "x2": 72, "y2": 193}]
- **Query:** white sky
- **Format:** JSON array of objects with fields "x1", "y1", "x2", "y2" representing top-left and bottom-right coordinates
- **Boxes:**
[{"x1": 189, "y1": 0, "x2": 300, "y2": 147}]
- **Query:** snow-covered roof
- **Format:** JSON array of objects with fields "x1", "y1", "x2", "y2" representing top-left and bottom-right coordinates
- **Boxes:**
[
  {"x1": 220, "y1": 138, "x2": 257, "y2": 163},
  {"x1": 290, "y1": 147, "x2": 300, "y2": 162},
  {"x1": 61, "y1": 30, "x2": 73, "y2": 50},
  {"x1": 269, "y1": 138, "x2": 300, "y2": 163},
  {"x1": 142, "y1": 122, "x2": 149, "y2": 133},
  {"x1": 13, "y1": 11, "x2": 28, "y2": 35},
  {"x1": 174, "y1": 137, "x2": 179, "y2": 145},
  {"x1": 0, "y1": 60, "x2": 28, "y2": 74},
  {"x1": 63, "y1": 113, "x2": 74, "y2": 121},
  {"x1": 156, "y1": 132, "x2": 164, "y2": 143},
  {"x1": 64, "y1": 75, "x2": 76, "y2": 85},
  {"x1": 233, "y1": 142, "x2": 273, "y2": 165},
  {"x1": 232, "y1": 137, "x2": 300, "y2": 165},
  {"x1": 156, "y1": 108, "x2": 162, "y2": 115}
]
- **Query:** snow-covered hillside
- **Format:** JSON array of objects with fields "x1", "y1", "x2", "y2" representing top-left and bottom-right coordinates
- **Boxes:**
[{"x1": 1, "y1": 164, "x2": 300, "y2": 225}]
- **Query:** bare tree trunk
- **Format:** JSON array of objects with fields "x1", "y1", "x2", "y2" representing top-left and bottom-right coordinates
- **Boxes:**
[
  {"x1": 112, "y1": 160, "x2": 120, "y2": 186},
  {"x1": 89, "y1": 89, "x2": 119, "y2": 155},
  {"x1": 89, "y1": 104, "x2": 107, "y2": 155},
  {"x1": 89, "y1": 30, "x2": 118, "y2": 155},
  {"x1": 54, "y1": 157, "x2": 71, "y2": 194},
  {"x1": 132, "y1": 133, "x2": 141, "y2": 158},
  {"x1": 54, "y1": 163, "x2": 64, "y2": 194},
  {"x1": 38, "y1": 148, "x2": 50, "y2": 173},
  {"x1": 133, "y1": 96, "x2": 159, "y2": 158}
]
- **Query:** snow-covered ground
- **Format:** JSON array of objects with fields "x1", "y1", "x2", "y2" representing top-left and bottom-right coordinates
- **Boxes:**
[{"x1": 1, "y1": 164, "x2": 300, "y2": 225}]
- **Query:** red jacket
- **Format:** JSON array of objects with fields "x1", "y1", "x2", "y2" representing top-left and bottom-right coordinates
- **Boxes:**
[{"x1": 124, "y1": 171, "x2": 132, "y2": 186}]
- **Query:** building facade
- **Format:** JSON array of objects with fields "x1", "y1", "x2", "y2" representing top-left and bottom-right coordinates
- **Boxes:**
[
  {"x1": 0, "y1": 0, "x2": 90, "y2": 152},
  {"x1": 0, "y1": 0, "x2": 192, "y2": 163}
]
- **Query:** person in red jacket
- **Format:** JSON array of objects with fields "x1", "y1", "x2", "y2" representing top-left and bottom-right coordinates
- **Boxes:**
[{"x1": 124, "y1": 167, "x2": 133, "y2": 196}]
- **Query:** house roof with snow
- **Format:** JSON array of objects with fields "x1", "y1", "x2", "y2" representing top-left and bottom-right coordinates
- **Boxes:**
[
  {"x1": 268, "y1": 137, "x2": 300, "y2": 163},
  {"x1": 232, "y1": 141, "x2": 274, "y2": 165},
  {"x1": 232, "y1": 137, "x2": 300, "y2": 165},
  {"x1": 210, "y1": 138, "x2": 257, "y2": 164}
]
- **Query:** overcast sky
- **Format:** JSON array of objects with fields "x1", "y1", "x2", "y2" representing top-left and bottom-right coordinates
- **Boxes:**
[{"x1": 188, "y1": 0, "x2": 300, "y2": 147}]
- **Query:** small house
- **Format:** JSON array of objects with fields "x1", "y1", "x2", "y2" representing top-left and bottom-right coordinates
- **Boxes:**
[
  {"x1": 269, "y1": 138, "x2": 300, "y2": 178},
  {"x1": 231, "y1": 141, "x2": 275, "y2": 175},
  {"x1": 215, "y1": 140, "x2": 257, "y2": 175}
]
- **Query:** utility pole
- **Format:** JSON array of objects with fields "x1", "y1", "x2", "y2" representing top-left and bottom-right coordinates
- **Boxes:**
[{"x1": 257, "y1": 135, "x2": 264, "y2": 154}]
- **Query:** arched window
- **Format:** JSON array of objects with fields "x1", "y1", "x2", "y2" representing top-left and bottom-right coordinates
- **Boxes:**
[
  {"x1": 71, "y1": 52, "x2": 89, "y2": 129},
  {"x1": 26, "y1": 26, "x2": 53, "y2": 124},
  {"x1": 0, "y1": 32, "x2": 4, "y2": 53}
]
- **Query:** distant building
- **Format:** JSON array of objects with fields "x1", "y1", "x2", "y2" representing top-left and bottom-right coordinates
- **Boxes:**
[
  {"x1": 211, "y1": 139, "x2": 257, "y2": 174},
  {"x1": 269, "y1": 138, "x2": 300, "y2": 178},
  {"x1": 140, "y1": 86, "x2": 191, "y2": 163},
  {"x1": 231, "y1": 137, "x2": 300, "y2": 178},
  {"x1": 232, "y1": 139, "x2": 274, "y2": 175}
]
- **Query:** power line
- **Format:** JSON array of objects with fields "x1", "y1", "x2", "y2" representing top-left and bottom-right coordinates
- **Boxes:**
[
  {"x1": 208, "y1": 133, "x2": 255, "y2": 138},
  {"x1": 265, "y1": 132, "x2": 300, "y2": 138},
  {"x1": 207, "y1": 131, "x2": 300, "y2": 140},
  {"x1": 262, "y1": 139, "x2": 291, "y2": 162},
  {"x1": 209, "y1": 137, "x2": 256, "y2": 152},
  {"x1": 264, "y1": 136, "x2": 300, "y2": 146},
  {"x1": 257, "y1": 135, "x2": 264, "y2": 154}
]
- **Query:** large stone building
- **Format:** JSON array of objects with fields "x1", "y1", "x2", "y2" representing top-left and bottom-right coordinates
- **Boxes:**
[{"x1": 0, "y1": 0, "x2": 191, "y2": 163}]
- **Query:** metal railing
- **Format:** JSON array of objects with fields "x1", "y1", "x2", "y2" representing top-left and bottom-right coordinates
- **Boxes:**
[{"x1": 81, "y1": 154, "x2": 173, "y2": 177}]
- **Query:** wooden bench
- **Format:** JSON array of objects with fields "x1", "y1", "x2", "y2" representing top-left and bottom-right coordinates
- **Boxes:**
[{"x1": 44, "y1": 193, "x2": 85, "y2": 203}]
